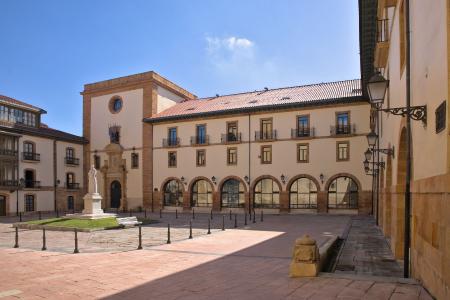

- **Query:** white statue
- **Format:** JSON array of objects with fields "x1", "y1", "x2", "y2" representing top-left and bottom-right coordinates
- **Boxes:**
[{"x1": 88, "y1": 165, "x2": 98, "y2": 194}]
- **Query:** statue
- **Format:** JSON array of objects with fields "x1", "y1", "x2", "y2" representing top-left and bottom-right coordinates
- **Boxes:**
[{"x1": 88, "y1": 165, "x2": 98, "y2": 194}]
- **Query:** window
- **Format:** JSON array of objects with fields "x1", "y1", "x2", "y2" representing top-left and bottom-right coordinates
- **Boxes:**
[
  {"x1": 297, "y1": 115, "x2": 310, "y2": 137},
  {"x1": 24, "y1": 169, "x2": 35, "y2": 188},
  {"x1": 254, "y1": 178, "x2": 279, "y2": 208},
  {"x1": 131, "y1": 153, "x2": 139, "y2": 169},
  {"x1": 328, "y1": 176, "x2": 358, "y2": 209},
  {"x1": 226, "y1": 122, "x2": 238, "y2": 142},
  {"x1": 94, "y1": 154, "x2": 101, "y2": 169},
  {"x1": 66, "y1": 172, "x2": 77, "y2": 189},
  {"x1": 25, "y1": 194, "x2": 35, "y2": 212},
  {"x1": 436, "y1": 101, "x2": 446, "y2": 133},
  {"x1": 196, "y1": 150, "x2": 206, "y2": 166},
  {"x1": 164, "y1": 180, "x2": 183, "y2": 206},
  {"x1": 227, "y1": 147, "x2": 237, "y2": 165},
  {"x1": 168, "y1": 151, "x2": 177, "y2": 167},
  {"x1": 191, "y1": 180, "x2": 212, "y2": 207},
  {"x1": 195, "y1": 124, "x2": 207, "y2": 144},
  {"x1": 336, "y1": 112, "x2": 350, "y2": 134},
  {"x1": 297, "y1": 144, "x2": 309, "y2": 163},
  {"x1": 109, "y1": 125, "x2": 121, "y2": 144},
  {"x1": 289, "y1": 177, "x2": 318, "y2": 209},
  {"x1": 261, "y1": 145, "x2": 272, "y2": 164},
  {"x1": 260, "y1": 118, "x2": 273, "y2": 139},
  {"x1": 221, "y1": 179, "x2": 245, "y2": 208},
  {"x1": 337, "y1": 141, "x2": 350, "y2": 161},
  {"x1": 23, "y1": 141, "x2": 34, "y2": 154},
  {"x1": 167, "y1": 127, "x2": 178, "y2": 147},
  {"x1": 67, "y1": 196, "x2": 74, "y2": 210},
  {"x1": 66, "y1": 147, "x2": 74, "y2": 158},
  {"x1": 109, "y1": 97, "x2": 123, "y2": 113}
]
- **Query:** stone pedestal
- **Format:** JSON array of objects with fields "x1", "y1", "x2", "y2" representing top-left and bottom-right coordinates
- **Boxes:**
[
  {"x1": 289, "y1": 235, "x2": 320, "y2": 277},
  {"x1": 66, "y1": 192, "x2": 115, "y2": 220}
]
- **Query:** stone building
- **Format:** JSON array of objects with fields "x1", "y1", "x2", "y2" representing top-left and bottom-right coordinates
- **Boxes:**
[
  {"x1": 359, "y1": 0, "x2": 450, "y2": 298},
  {"x1": 82, "y1": 72, "x2": 373, "y2": 214},
  {"x1": 0, "y1": 95, "x2": 85, "y2": 215}
]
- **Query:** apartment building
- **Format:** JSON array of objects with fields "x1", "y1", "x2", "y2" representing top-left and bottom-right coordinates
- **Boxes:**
[
  {"x1": 359, "y1": 0, "x2": 450, "y2": 298},
  {"x1": 0, "y1": 95, "x2": 85, "y2": 215}
]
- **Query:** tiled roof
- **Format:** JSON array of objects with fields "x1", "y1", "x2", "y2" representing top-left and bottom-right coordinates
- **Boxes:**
[
  {"x1": 0, "y1": 123, "x2": 86, "y2": 144},
  {"x1": 0, "y1": 94, "x2": 46, "y2": 113},
  {"x1": 146, "y1": 79, "x2": 363, "y2": 122}
]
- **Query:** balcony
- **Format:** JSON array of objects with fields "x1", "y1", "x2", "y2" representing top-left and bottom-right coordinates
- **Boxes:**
[
  {"x1": 330, "y1": 124, "x2": 356, "y2": 136},
  {"x1": 190, "y1": 135, "x2": 209, "y2": 146},
  {"x1": 255, "y1": 130, "x2": 277, "y2": 141},
  {"x1": 374, "y1": 19, "x2": 390, "y2": 68},
  {"x1": 22, "y1": 152, "x2": 40, "y2": 162},
  {"x1": 65, "y1": 182, "x2": 80, "y2": 190},
  {"x1": 163, "y1": 138, "x2": 180, "y2": 147},
  {"x1": 291, "y1": 127, "x2": 315, "y2": 139},
  {"x1": 24, "y1": 180, "x2": 41, "y2": 188},
  {"x1": 65, "y1": 157, "x2": 80, "y2": 166},
  {"x1": 221, "y1": 133, "x2": 242, "y2": 144},
  {"x1": 0, "y1": 180, "x2": 18, "y2": 188},
  {"x1": 0, "y1": 149, "x2": 17, "y2": 157}
]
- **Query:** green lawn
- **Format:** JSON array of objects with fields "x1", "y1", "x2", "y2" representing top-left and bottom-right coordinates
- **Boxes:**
[{"x1": 26, "y1": 217, "x2": 119, "y2": 229}]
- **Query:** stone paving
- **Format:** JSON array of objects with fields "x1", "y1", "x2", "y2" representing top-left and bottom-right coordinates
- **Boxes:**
[
  {"x1": 335, "y1": 216, "x2": 403, "y2": 277},
  {"x1": 0, "y1": 213, "x2": 433, "y2": 299}
]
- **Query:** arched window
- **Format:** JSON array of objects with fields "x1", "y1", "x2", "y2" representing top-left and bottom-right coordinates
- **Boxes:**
[
  {"x1": 328, "y1": 176, "x2": 358, "y2": 209},
  {"x1": 289, "y1": 177, "x2": 318, "y2": 209},
  {"x1": 164, "y1": 180, "x2": 183, "y2": 207},
  {"x1": 191, "y1": 180, "x2": 212, "y2": 207},
  {"x1": 254, "y1": 178, "x2": 279, "y2": 208},
  {"x1": 221, "y1": 179, "x2": 244, "y2": 208}
]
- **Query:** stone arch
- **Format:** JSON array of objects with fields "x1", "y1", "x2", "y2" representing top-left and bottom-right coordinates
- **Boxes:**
[
  {"x1": 286, "y1": 174, "x2": 321, "y2": 192},
  {"x1": 218, "y1": 175, "x2": 248, "y2": 193},
  {"x1": 188, "y1": 176, "x2": 215, "y2": 193},
  {"x1": 324, "y1": 173, "x2": 362, "y2": 192},
  {"x1": 250, "y1": 175, "x2": 283, "y2": 193},
  {"x1": 160, "y1": 177, "x2": 185, "y2": 193}
]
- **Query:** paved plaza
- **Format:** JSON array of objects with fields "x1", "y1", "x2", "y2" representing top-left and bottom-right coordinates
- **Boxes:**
[{"x1": 0, "y1": 213, "x2": 432, "y2": 299}]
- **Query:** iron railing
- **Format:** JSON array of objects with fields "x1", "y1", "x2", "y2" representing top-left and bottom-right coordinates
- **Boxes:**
[
  {"x1": 0, "y1": 180, "x2": 18, "y2": 187},
  {"x1": 22, "y1": 152, "x2": 40, "y2": 161},
  {"x1": 254, "y1": 130, "x2": 277, "y2": 141},
  {"x1": 0, "y1": 149, "x2": 17, "y2": 156},
  {"x1": 190, "y1": 135, "x2": 209, "y2": 145},
  {"x1": 163, "y1": 138, "x2": 180, "y2": 147},
  {"x1": 65, "y1": 182, "x2": 80, "y2": 190},
  {"x1": 24, "y1": 180, "x2": 41, "y2": 188},
  {"x1": 291, "y1": 127, "x2": 315, "y2": 138},
  {"x1": 221, "y1": 133, "x2": 242, "y2": 143},
  {"x1": 330, "y1": 124, "x2": 355, "y2": 135},
  {"x1": 65, "y1": 157, "x2": 80, "y2": 165}
]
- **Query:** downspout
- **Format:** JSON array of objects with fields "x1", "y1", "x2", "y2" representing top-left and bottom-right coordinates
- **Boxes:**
[
  {"x1": 16, "y1": 136, "x2": 20, "y2": 216},
  {"x1": 53, "y1": 139, "x2": 57, "y2": 212},
  {"x1": 248, "y1": 113, "x2": 251, "y2": 215}
]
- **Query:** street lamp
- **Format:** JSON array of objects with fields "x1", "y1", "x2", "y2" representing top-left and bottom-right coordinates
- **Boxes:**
[
  {"x1": 364, "y1": 149, "x2": 372, "y2": 161},
  {"x1": 366, "y1": 131, "x2": 378, "y2": 147},
  {"x1": 363, "y1": 159, "x2": 370, "y2": 169},
  {"x1": 367, "y1": 72, "x2": 389, "y2": 105}
]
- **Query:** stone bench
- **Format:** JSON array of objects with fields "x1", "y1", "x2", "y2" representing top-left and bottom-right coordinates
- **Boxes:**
[{"x1": 117, "y1": 217, "x2": 142, "y2": 228}]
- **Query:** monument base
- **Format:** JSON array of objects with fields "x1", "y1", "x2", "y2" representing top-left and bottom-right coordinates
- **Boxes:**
[
  {"x1": 65, "y1": 192, "x2": 116, "y2": 220},
  {"x1": 64, "y1": 212, "x2": 117, "y2": 220}
]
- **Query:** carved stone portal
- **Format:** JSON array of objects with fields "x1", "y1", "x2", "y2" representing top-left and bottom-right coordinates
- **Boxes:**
[{"x1": 101, "y1": 143, "x2": 128, "y2": 211}]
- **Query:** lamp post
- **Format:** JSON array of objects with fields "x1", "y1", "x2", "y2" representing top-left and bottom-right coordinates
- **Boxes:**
[{"x1": 366, "y1": 1, "x2": 425, "y2": 276}]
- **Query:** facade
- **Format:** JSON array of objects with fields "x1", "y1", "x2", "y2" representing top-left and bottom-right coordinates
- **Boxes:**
[
  {"x1": 359, "y1": 0, "x2": 450, "y2": 298},
  {"x1": 83, "y1": 72, "x2": 372, "y2": 214},
  {"x1": 0, "y1": 95, "x2": 85, "y2": 216}
]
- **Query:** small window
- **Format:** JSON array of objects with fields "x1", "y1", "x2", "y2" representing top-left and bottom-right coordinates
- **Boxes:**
[
  {"x1": 25, "y1": 194, "x2": 35, "y2": 212},
  {"x1": 436, "y1": 101, "x2": 446, "y2": 133},
  {"x1": 336, "y1": 112, "x2": 350, "y2": 134},
  {"x1": 337, "y1": 141, "x2": 350, "y2": 161},
  {"x1": 131, "y1": 153, "x2": 139, "y2": 169},
  {"x1": 66, "y1": 147, "x2": 74, "y2": 158},
  {"x1": 196, "y1": 150, "x2": 206, "y2": 167},
  {"x1": 67, "y1": 196, "x2": 74, "y2": 210},
  {"x1": 261, "y1": 145, "x2": 272, "y2": 164},
  {"x1": 23, "y1": 141, "x2": 34, "y2": 153},
  {"x1": 297, "y1": 144, "x2": 309, "y2": 163},
  {"x1": 168, "y1": 151, "x2": 177, "y2": 167},
  {"x1": 227, "y1": 147, "x2": 237, "y2": 165},
  {"x1": 109, "y1": 97, "x2": 123, "y2": 113},
  {"x1": 94, "y1": 154, "x2": 101, "y2": 169}
]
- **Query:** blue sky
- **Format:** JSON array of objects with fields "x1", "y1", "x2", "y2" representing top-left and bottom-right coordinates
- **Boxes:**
[{"x1": 0, "y1": 0, "x2": 360, "y2": 135}]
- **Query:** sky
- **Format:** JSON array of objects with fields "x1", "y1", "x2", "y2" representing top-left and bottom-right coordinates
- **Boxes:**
[{"x1": 0, "y1": 0, "x2": 360, "y2": 136}]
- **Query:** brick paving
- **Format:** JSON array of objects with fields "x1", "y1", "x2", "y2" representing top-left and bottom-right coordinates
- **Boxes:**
[{"x1": 0, "y1": 213, "x2": 432, "y2": 299}]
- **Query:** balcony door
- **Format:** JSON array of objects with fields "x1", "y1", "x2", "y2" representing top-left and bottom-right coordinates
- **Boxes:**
[
  {"x1": 196, "y1": 125, "x2": 206, "y2": 144},
  {"x1": 0, "y1": 195, "x2": 5, "y2": 216},
  {"x1": 24, "y1": 170, "x2": 34, "y2": 188}
]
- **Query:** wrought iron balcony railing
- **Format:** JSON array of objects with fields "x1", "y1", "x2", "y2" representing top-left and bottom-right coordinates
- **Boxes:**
[
  {"x1": 291, "y1": 127, "x2": 315, "y2": 138},
  {"x1": 162, "y1": 138, "x2": 180, "y2": 147},
  {"x1": 221, "y1": 133, "x2": 242, "y2": 143},
  {"x1": 24, "y1": 180, "x2": 41, "y2": 188},
  {"x1": 22, "y1": 152, "x2": 40, "y2": 161},
  {"x1": 254, "y1": 130, "x2": 277, "y2": 141},
  {"x1": 190, "y1": 135, "x2": 209, "y2": 146},
  {"x1": 65, "y1": 157, "x2": 80, "y2": 165},
  {"x1": 330, "y1": 124, "x2": 355, "y2": 136},
  {"x1": 0, "y1": 149, "x2": 18, "y2": 157},
  {"x1": 65, "y1": 182, "x2": 80, "y2": 189},
  {"x1": 0, "y1": 180, "x2": 18, "y2": 187}
]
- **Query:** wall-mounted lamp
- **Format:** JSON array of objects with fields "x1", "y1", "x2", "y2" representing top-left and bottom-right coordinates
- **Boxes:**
[
  {"x1": 319, "y1": 173, "x2": 324, "y2": 184},
  {"x1": 364, "y1": 149, "x2": 372, "y2": 161},
  {"x1": 280, "y1": 174, "x2": 286, "y2": 184},
  {"x1": 19, "y1": 178, "x2": 25, "y2": 187},
  {"x1": 211, "y1": 176, "x2": 217, "y2": 185},
  {"x1": 244, "y1": 175, "x2": 250, "y2": 184},
  {"x1": 180, "y1": 176, "x2": 187, "y2": 185},
  {"x1": 55, "y1": 179, "x2": 60, "y2": 187}
]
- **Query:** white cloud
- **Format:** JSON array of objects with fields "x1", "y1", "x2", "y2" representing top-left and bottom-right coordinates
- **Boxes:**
[{"x1": 206, "y1": 36, "x2": 254, "y2": 54}]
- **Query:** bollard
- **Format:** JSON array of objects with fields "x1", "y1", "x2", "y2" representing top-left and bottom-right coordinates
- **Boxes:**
[
  {"x1": 160, "y1": 209, "x2": 162, "y2": 219},
  {"x1": 229, "y1": 209, "x2": 232, "y2": 220},
  {"x1": 41, "y1": 228, "x2": 47, "y2": 251},
  {"x1": 234, "y1": 214, "x2": 237, "y2": 228},
  {"x1": 253, "y1": 210, "x2": 256, "y2": 224},
  {"x1": 74, "y1": 229, "x2": 79, "y2": 254},
  {"x1": 129, "y1": 209, "x2": 132, "y2": 217},
  {"x1": 192, "y1": 208, "x2": 195, "y2": 219},
  {"x1": 167, "y1": 224, "x2": 171, "y2": 244},
  {"x1": 245, "y1": 213, "x2": 247, "y2": 226},
  {"x1": 189, "y1": 220, "x2": 193, "y2": 239},
  {"x1": 210, "y1": 209, "x2": 213, "y2": 220},
  {"x1": 144, "y1": 209, "x2": 147, "y2": 219},
  {"x1": 137, "y1": 225, "x2": 143, "y2": 250},
  {"x1": 261, "y1": 210, "x2": 264, "y2": 222},
  {"x1": 176, "y1": 209, "x2": 178, "y2": 219},
  {"x1": 38, "y1": 211, "x2": 42, "y2": 220},
  {"x1": 222, "y1": 215, "x2": 225, "y2": 231},
  {"x1": 207, "y1": 219, "x2": 211, "y2": 234},
  {"x1": 14, "y1": 227, "x2": 19, "y2": 248},
  {"x1": 56, "y1": 209, "x2": 59, "y2": 218},
  {"x1": 19, "y1": 212, "x2": 22, "y2": 222}
]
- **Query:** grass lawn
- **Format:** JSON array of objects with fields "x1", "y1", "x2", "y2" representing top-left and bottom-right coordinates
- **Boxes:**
[{"x1": 26, "y1": 217, "x2": 119, "y2": 229}]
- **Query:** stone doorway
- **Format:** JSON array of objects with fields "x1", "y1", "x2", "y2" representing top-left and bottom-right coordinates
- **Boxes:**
[
  {"x1": 111, "y1": 181, "x2": 122, "y2": 209},
  {"x1": 0, "y1": 195, "x2": 6, "y2": 216}
]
